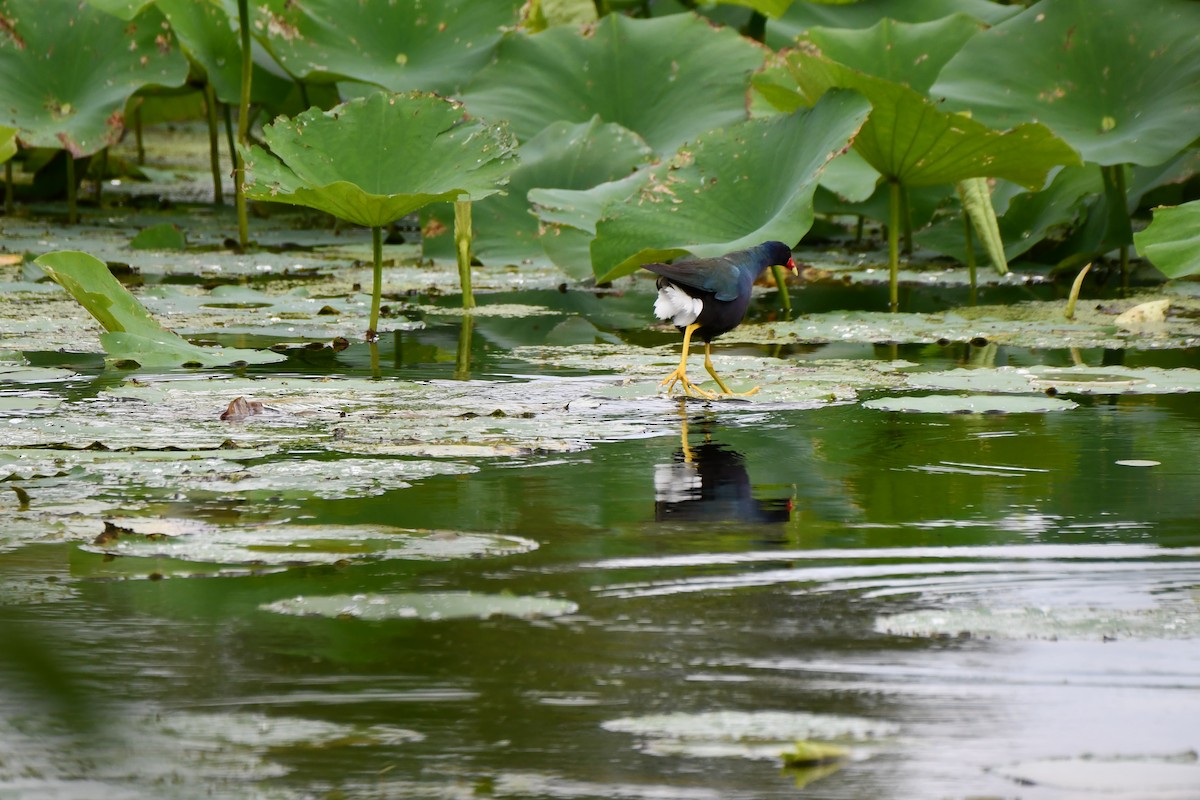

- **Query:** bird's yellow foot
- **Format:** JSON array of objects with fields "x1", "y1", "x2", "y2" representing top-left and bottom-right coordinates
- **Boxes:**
[{"x1": 659, "y1": 368, "x2": 717, "y2": 400}]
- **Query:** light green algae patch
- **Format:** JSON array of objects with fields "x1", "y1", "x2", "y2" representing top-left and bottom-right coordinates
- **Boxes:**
[
  {"x1": 262, "y1": 591, "x2": 578, "y2": 621},
  {"x1": 907, "y1": 365, "x2": 1200, "y2": 395},
  {"x1": 862, "y1": 394, "x2": 1078, "y2": 414},
  {"x1": 81, "y1": 517, "x2": 536, "y2": 569}
]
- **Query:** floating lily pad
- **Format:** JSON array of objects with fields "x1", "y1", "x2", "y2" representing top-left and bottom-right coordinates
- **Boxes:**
[
  {"x1": 602, "y1": 710, "x2": 898, "y2": 760},
  {"x1": 878, "y1": 605, "x2": 1200, "y2": 640},
  {"x1": 907, "y1": 366, "x2": 1200, "y2": 395},
  {"x1": 862, "y1": 394, "x2": 1078, "y2": 414},
  {"x1": 727, "y1": 295, "x2": 1200, "y2": 351},
  {"x1": 261, "y1": 591, "x2": 577, "y2": 621},
  {"x1": 81, "y1": 518, "x2": 536, "y2": 568}
]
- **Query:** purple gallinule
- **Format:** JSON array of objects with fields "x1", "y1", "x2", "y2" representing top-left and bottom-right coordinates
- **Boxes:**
[{"x1": 645, "y1": 241, "x2": 796, "y2": 398}]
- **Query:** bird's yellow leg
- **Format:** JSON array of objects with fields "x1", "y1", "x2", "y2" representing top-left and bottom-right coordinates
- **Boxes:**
[
  {"x1": 660, "y1": 324, "x2": 716, "y2": 399},
  {"x1": 705, "y1": 342, "x2": 760, "y2": 397}
]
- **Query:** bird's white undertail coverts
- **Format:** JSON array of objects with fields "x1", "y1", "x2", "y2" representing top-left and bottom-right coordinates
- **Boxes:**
[{"x1": 654, "y1": 283, "x2": 703, "y2": 327}]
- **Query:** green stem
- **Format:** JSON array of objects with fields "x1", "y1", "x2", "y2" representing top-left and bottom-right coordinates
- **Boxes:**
[
  {"x1": 888, "y1": 179, "x2": 900, "y2": 312},
  {"x1": 962, "y1": 201, "x2": 977, "y2": 306},
  {"x1": 1101, "y1": 164, "x2": 1133, "y2": 292},
  {"x1": 455, "y1": 314, "x2": 473, "y2": 380},
  {"x1": 235, "y1": 0, "x2": 252, "y2": 248},
  {"x1": 854, "y1": 214, "x2": 863, "y2": 243},
  {"x1": 134, "y1": 102, "x2": 145, "y2": 165},
  {"x1": 455, "y1": 198, "x2": 475, "y2": 309},
  {"x1": 899, "y1": 182, "x2": 913, "y2": 255},
  {"x1": 223, "y1": 104, "x2": 236, "y2": 177},
  {"x1": 770, "y1": 263, "x2": 792, "y2": 317},
  {"x1": 204, "y1": 83, "x2": 224, "y2": 206},
  {"x1": 93, "y1": 148, "x2": 106, "y2": 206},
  {"x1": 4, "y1": 160, "x2": 12, "y2": 215},
  {"x1": 66, "y1": 154, "x2": 77, "y2": 225},
  {"x1": 369, "y1": 225, "x2": 383, "y2": 338}
]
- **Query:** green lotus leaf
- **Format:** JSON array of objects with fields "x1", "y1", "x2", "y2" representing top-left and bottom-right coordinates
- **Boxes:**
[
  {"x1": 32, "y1": 250, "x2": 284, "y2": 367},
  {"x1": 422, "y1": 117, "x2": 654, "y2": 272},
  {"x1": 0, "y1": 0, "x2": 188, "y2": 157},
  {"x1": 461, "y1": 13, "x2": 767, "y2": 155},
  {"x1": 154, "y1": 0, "x2": 292, "y2": 107},
  {"x1": 762, "y1": 25, "x2": 1081, "y2": 190},
  {"x1": 1134, "y1": 200, "x2": 1200, "y2": 279},
  {"x1": 767, "y1": 0, "x2": 1018, "y2": 48},
  {"x1": 530, "y1": 171, "x2": 650, "y2": 277},
  {"x1": 918, "y1": 165, "x2": 1104, "y2": 263},
  {"x1": 249, "y1": 0, "x2": 521, "y2": 95},
  {"x1": 588, "y1": 89, "x2": 872, "y2": 283},
  {"x1": 805, "y1": 14, "x2": 985, "y2": 95},
  {"x1": 240, "y1": 92, "x2": 518, "y2": 229},
  {"x1": 932, "y1": 0, "x2": 1200, "y2": 166}
]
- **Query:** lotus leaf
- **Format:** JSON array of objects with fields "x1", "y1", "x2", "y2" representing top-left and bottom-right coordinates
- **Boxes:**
[
  {"x1": 461, "y1": 13, "x2": 766, "y2": 155},
  {"x1": 765, "y1": 29, "x2": 1081, "y2": 190},
  {"x1": 154, "y1": 0, "x2": 293, "y2": 107},
  {"x1": 932, "y1": 0, "x2": 1200, "y2": 167},
  {"x1": 767, "y1": 0, "x2": 1018, "y2": 48},
  {"x1": 241, "y1": 92, "x2": 517, "y2": 229},
  {"x1": 530, "y1": 172, "x2": 648, "y2": 277},
  {"x1": 1134, "y1": 201, "x2": 1200, "y2": 279},
  {"x1": 32, "y1": 250, "x2": 285, "y2": 367},
  {"x1": 588, "y1": 89, "x2": 872, "y2": 283},
  {"x1": 0, "y1": 0, "x2": 188, "y2": 157},
  {"x1": 918, "y1": 166, "x2": 1103, "y2": 264},
  {"x1": 249, "y1": 0, "x2": 521, "y2": 95},
  {"x1": 805, "y1": 15, "x2": 985, "y2": 95},
  {"x1": 422, "y1": 117, "x2": 654, "y2": 273}
]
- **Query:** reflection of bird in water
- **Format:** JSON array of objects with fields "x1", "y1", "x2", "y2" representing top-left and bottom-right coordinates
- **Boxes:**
[{"x1": 654, "y1": 410, "x2": 792, "y2": 526}]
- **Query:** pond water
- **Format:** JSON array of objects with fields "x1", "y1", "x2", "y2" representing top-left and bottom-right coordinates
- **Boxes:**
[
  {"x1": 3, "y1": 296, "x2": 1200, "y2": 799},
  {"x1": 1, "y1": 122, "x2": 1199, "y2": 798}
]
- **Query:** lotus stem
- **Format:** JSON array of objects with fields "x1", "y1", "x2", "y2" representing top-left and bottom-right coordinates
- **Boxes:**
[
  {"x1": 770, "y1": 263, "x2": 792, "y2": 317},
  {"x1": 455, "y1": 313, "x2": 473, "y2": 380},
  {"x1": 65, "y1": 153, "x2": 77, "y2": 225},
  {"x1": 1064, "y1": 262, "x2": 1092, "y2": 320},
  {"x1": 899, "y1": 183, "x2": 913, "y2": 255},
  {"x1": 134, "y1": 102, "x2": 145, "y2": 165},
  {"x1": 888, "y1": 179, "x2": 900, "y2": 312},
  {"x1": 1101, "y1": 164, "x2": 1133, "y2": 293},
  {"x1": 4, "y1": 161, "x2": 11, "y2": 215},
  {"x1": 235, "y1": 0, "x2": 252, "y2": 248},
  {"x1": 93, "y1": 148, "x2": 106, "y2": 206},
  {"x1": 204, "y1": 83, "x2": 224, "y2": 206},
  {"x1": 369, "y1": 224, "x2": 383, "y2": 338},
  {"x1": 455, "y1": 197, "x2": 475, "y2": 309},
  {"x1": 962, "y1": 202, "x2": 977, "y2": 306}
]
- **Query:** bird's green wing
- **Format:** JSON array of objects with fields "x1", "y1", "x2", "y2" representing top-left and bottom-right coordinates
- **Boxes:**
[{"x1": 644, "y1": 255, "x2": 742, "y2": 301}]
